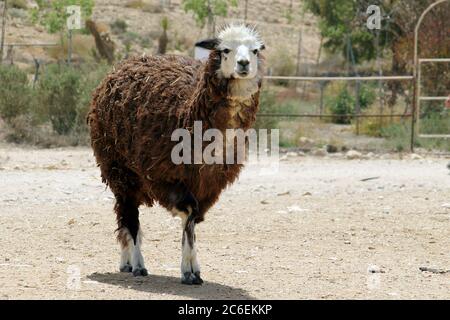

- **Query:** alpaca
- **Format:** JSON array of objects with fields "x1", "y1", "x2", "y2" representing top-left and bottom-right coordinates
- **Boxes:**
[{"x1": 87, "y1": 24, "x2": 265, "y2": 285}]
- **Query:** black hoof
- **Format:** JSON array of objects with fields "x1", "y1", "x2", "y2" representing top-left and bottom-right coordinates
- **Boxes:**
[
  {"x1": 120, "y1": 265, "x2": 132, "y2": 273},
  {"x1": 193, "y1": 272, "x2": 204, "y2": 285},
  {"x1": 181, "y1": 272, "x2": 203, "y2": 285},
  {"x1": 132, "y1": 268, "x2": 148, "y2": 277}
]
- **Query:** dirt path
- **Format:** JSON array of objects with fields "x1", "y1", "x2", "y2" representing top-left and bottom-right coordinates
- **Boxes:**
[{"x1": 0, "y1": 145, "x2": 449, "y2": 299}]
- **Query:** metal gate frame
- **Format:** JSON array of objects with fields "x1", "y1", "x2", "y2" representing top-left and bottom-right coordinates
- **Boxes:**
[{"x1": 413, "y1": 0, "x2": 450, "y2": 142}]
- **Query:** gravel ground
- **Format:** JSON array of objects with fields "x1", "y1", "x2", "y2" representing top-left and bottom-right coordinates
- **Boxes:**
[{"x1": 0, "y1": 145, "x2": 449, "y2": 300}]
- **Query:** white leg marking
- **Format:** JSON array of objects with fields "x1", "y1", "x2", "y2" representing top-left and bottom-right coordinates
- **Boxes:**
[
  {"x1": 119, "y1": 228, "x2": 148, "y2": 276},
  {"x1": 173, "y1": 208, "x2": 202, "y2": 284}
]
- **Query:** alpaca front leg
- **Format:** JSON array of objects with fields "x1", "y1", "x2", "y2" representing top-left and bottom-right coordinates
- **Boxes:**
[{"x1": 180, "y1": 213, "x2": 203, "y2": 285}]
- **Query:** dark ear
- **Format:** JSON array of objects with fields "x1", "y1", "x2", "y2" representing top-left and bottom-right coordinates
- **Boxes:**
[{"x1": 195, "y1": 38, "x2": 219, "y2": 50}]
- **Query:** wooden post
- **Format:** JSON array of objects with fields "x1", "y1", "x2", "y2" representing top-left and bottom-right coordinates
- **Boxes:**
[
  {"x1": 296, "y1": 28, "x2": 303, "y2": 98},
  {"x1": 68, "y1": 29, "x2": 73, "y2": 65},
  {"x1": 295, "y1": 28, "x2": 303, "y2": 76},
  {"x1": 0, "y1": 0, "x2": 7, "y2": 64},
  {"x1": 376, "y1": 30, "x2": 385, "y2": 128}
]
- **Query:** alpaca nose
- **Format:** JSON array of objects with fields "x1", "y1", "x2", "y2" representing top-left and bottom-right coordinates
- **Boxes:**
[{"x1": 238, "y1": 60, "x2": 250, "y2": 68}]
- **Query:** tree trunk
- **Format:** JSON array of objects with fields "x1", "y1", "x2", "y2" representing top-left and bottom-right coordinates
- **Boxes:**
[
  {"x1": 86, "y1": 19, "x2": 115, "y2": 65},
  {"x1": 158, "y1": 30, "x2": 168, "y2": 54}
]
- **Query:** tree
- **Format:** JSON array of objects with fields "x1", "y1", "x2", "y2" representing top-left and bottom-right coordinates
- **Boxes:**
[
  {"x1": 182, "y1": 0, "x2": 237, "y2": 37},
  {"x1": 303, "y1": 0, "x2": 387, "y2": 65}
]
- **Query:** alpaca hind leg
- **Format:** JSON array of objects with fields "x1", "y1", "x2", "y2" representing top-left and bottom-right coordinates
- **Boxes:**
[
  {"x1": 180, "y1": 213, "x2": 202, "y2": 285},
  {"x1": 115, "y1": 196, "x2": 148, "y2": 277}
]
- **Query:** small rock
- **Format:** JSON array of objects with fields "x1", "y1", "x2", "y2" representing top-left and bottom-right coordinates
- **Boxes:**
[
  {"x1": 442, "y1": 203, "x2": 450, "y2": 209},
  {"x1": 286, "y1": 152, "x2": 298, "y2": 158},
  {"x1": 287, "y1": 205, "x2": 308, "y2": 213},
  {"x1": 68, "y1": 218, "x2": 76, "y2": 225},
  {"x1": 312, "y1": 148, "x2": 327, "y2": 157},
  {"x1": 260, "y1": 200, "x2": 269, "y2": 205},
  {"x1": 326, "y1": 145, "x2": 339, "y2": 153},
  {"x1": 344, "y1": 240, "x2": 351, "y2": 245},
  {"x1": 298, "y1": 137, "x2": 315, "y2": 150},
  {"x1": 346, "y1": 150, "x2": 362, "y2": 160},
  {"x1": 368, "y1": 265, "x2": 385, "y2": 274},
  {"x1": 410, "y1": 153, "x2": 423, "y2": 160}
]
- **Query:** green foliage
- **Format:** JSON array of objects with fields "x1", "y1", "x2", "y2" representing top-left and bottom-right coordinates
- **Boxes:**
[
  {"x1": 124, "y1": 0, "x2": 145, "y2": 9},
  {"x1": 420, "y1": 112, "x2": 450, "y2": 136},
  {"x1": 35, "y1": 63, "x2": 109, "y2": 136},
  {"x1": 8, "y1": 0, "x2": 28, "y2": 10},
  {"x1": 303, "y1": 0, "x2": 387, "y2": 63},
  {"x1": 328, "y1": 86, "x2": 354, "y2": 124},
  {"x1": 31, "y1": 0, "x2": 95, "y2": 34},
  {"x1": 161, "y1": 16, "x2": 169, "y2": 31},
  {"x1": 110, "y1": 19, "x2": 128, "y2": 34},
  {"x1": 35, "y1": 64, "x2": 81, "y2": 134},
  {"x1": 325, "y1": 83, "x2": 376, "y2": 125},
  {"x1": 0, "y1": 65, "x2": 33, "y2": 124},
  {"x1": 255, "y1": 90, "x2": 279, "y2": 130},
  {"x1": 358, "y1": 84, "x2": 376, "y2": 110},
  {"x1": 182, "y1": 0, "x2": 237, "y2": 27},
  {"x1": 380, "y1": 115, "x2": 450, "y2": 152}
]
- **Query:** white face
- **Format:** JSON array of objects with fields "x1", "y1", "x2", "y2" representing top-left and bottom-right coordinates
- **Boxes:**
[
  {"x1": 218, "y1": 42, "x2": 261, "y2": 79},
  {"x1": 195, "y1": 25, "x2": 265, "y2": 80}
]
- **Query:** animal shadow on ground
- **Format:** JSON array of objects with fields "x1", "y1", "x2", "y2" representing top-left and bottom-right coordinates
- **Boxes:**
[{"x1": 88, "y1": 272, "x2": 254, "y2": 300}]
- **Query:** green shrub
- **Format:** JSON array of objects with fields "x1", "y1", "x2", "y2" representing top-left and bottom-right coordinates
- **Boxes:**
[
  {"x1": 0, "y1": 65, "x2": 34, "y2": 124},
  {"x1": 125, "y1": 0, "x2": 145, "y2": 9},
  {"x1": 35, "y1": 63, "x2": 110, "y2": 138},
  {"x1": 420, "y1": 112, "x2": 450, "y2": 136},
  {"x1": 358, "y1": 84, "x2": 376, "y2": 110},
  {"x1": 329, "y1": 86, "x2": 354, "y2": 124},
  {"x1": 9, "y1": 0, "x2": 28, "y2": 10},
  {"x1": 381, "y1": 117, "x2": 450, "y2": 152},
  {"x1": 255, "y1": 90, "x2": 279, "y2": 130},
  {"x1": 73, "y1": 63, "x2": 110, "y2": 140},
  {"x1": 110, "y1": 19, "x2": 128, "y2": 34},
  {"x1": 36, "y1": 64, "x2": 82, "y2": 135}
]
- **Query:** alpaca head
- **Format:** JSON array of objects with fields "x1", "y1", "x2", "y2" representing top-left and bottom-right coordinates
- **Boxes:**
[{"x1": 196, "y1": 24, "x2": 265, "y2": 81}]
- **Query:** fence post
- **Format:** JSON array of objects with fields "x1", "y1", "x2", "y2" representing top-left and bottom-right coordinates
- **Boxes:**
[
  {"x1": 68, "y1": 29, "x2": 72, "y2": 65},
  {"x1": 410, "y1": 77, "x2": 417, "y2": 152},
  {"x1": 0, "y1": 0, "x2": 7, "y2": 64}
]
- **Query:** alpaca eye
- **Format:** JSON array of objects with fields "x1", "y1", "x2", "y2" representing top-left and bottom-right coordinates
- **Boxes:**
[
  {"x1": 253, "y1": 49, "x2": 259, "y2": 55},
  {"x1": 223, "y1": 49, "x2": 231, "y2": 54}
]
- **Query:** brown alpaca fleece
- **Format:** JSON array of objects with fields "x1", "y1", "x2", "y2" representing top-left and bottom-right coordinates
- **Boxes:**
[{"x1": 88, "y1": 51, "x2": 264, "y2": 236}]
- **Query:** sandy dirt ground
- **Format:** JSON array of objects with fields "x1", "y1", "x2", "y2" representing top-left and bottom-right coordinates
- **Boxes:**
[{"x1": 0, "y1": 144, "x2": 449, "y2": 300}]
